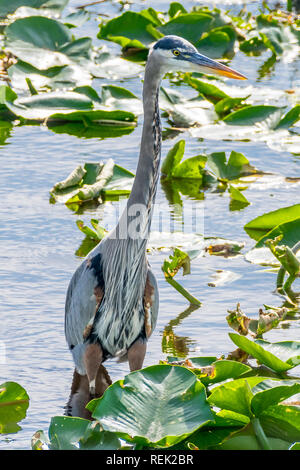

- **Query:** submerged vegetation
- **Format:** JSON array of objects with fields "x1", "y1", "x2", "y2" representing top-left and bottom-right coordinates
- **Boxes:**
[{"x1": 0, "y1": 0, "x2": 299, "y2": 452}]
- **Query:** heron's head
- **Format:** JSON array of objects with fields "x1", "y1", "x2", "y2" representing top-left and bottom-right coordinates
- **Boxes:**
[{"x1": 149, "y1": 35, "x2": 246, "y2": 80}]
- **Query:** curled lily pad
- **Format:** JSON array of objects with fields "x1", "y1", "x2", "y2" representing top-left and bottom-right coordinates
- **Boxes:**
[
  {"x1": 51, "y1": 160, "x2": 134, "y2": 206},
  {"x1": 162, "y1": 248, "x2": 201, "y2": 306}
]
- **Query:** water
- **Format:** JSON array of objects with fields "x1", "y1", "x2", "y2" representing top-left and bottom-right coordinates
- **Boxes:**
[{"x1": 0, "y1": 0, "x2": 299, "y2": 450}]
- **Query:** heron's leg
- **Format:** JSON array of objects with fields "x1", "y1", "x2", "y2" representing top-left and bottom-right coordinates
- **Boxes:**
[
  {"x1": 83, "y1": 343, "x2": 103, "y2": 396},
  {"x1": 128, "y1": 338, "x2": 147, "y2": 372}
]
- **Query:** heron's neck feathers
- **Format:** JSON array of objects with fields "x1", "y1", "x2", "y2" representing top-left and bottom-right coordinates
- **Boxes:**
[{"x1": 116, "y1": 57, "x2": 162, "y2": 243}]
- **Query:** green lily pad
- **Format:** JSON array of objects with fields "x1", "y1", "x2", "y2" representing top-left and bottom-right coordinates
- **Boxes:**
[
  {"x1": 98, "y1": 11, "x2": 157, "y2": 50},
  {"x1": 5, "y1": 16, "x2": 92, "y2": 70},
  {"x1": 259, "y1": 405, "x2": 300, "y2": 444},
  {"x1": 48, "y1": 416, "x2": 122, "y2": 450},
  {"x1": 229, "y1": 333, "x2": 300, "y2": 372},
  {"x1": 0, "y1": 0, "x2": 68, "y2": 17},
  {"x1": 275, "y1": 105, "x2": 300, "y2": 130},
  {"x1": 223, "y1": 105, "x2": 285, "y2": 126},
  {"x1": 193, "y1": 359, "x2": 251, "y2": 386},
  {"x1": 0, "y1": 382, "x2": 29, "y2": 434},
  {"x1": 8, "y1": 60, "x2": 92, "y2": 91},
  {"x1": 0, "y1": 85, "x2": 137, "y2": 125},
  {"x1": 251, "y1": 379, "x2": 300, "y2": 416},
  {"x1": 206, "y1": 150, "x2": 257, "y2": 181},
  {"x1": 87, "y1": 365, "x2": 213, "y2": 447},
  {"x1": 255, "y1": 217, "x2": 300, "y2": 249},
  {"x1": 158, "y1": 13, "x2": 213, "y2": 44},
  {"x1": 207, "y1": 377, "x2": 264, "y2": 418},
  {"x1": 244, "y1": 204, "x2": 300, "y2": 242},
  {"x1": 196, "y1": 25, "x2": 236, "y2": 58},
  {"x1": 161, "y1": 139, "x2": 207, "y2": 181}
]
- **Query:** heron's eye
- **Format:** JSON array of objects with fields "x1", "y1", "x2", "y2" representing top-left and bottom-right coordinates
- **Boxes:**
[{"x1": 172, "y1": 50, "x2": 180, "y2": 56}]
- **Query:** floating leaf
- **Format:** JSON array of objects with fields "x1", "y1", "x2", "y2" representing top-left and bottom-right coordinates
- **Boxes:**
[
  {"x1": 251, "y1": 379, "x2": 300, "y2": 417},
  {"x1": 0, "y1": 382, "x2": 29, "y2": 434},
  {"x1": 5, "y1": 16, "x2": 92, "y2": 70},
  {"x1": 196, "y1": 25, "x2": 236, "y2": 58},
  {"x1": 244, "y1": 204, "x2": 300, "y2": 242},
  {"x1": 275, "y1": 105, "x2": 300, "y2": 130},
  {"x1": 207, "y1": 377, "x2": 263, "y2": 418},
  {"x1": 87, "y1": 365, "x2": 213, "y2": 447},
  {"x1": 193, "y1": 359, "x2": 251, "y2": 386},
  {"x1": 48, "y1": 416, "x2": 122, "y2": 450},
  {"x1": 223, "y1": 105, "x2": 285, "y2": 126},
  {"x1": 229, "y1": 333, "x2": 300, "y2": 372},
  {"x1": 158, "y1": 13, "x2": 214, "y2": 44},
  {"x1": 52, "y1": 165, "x2": 86, "y2": 191},
  {"x1": 161, "y1": 139, "x2": 206, "y2": 181},
  {"x1": 207, "y1": 150, "x2": 257, "y2": 181},
  {"x1": 0, "y1": 0, "x2": 68, "y2": 17},
  {"x1": 8, "y1": 61, "x2": 92, "y2": 91},
  {"x1": 98, "y1": 11, "x2": 157, "y2": 50}
]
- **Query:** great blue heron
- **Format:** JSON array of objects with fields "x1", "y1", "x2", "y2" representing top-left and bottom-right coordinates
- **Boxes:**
[{"x1": 65, "y1": 35, "x2": 246, "y2": 395}]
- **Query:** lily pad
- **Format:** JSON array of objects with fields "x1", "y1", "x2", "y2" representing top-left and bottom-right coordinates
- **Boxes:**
[
  {"x1": 193, "y1": 359, "x2": 251, "y2": 386},
  {"x1": 223, "y1": 105, "x2": 285, "y2": 126},
  {"x1": 87, "y1": 365, "x2": 213, "y2": 447},
  {"x1": 50, "y1": 160, "x2": 134, "y2": 206},
  {"x1": 255, "y1": 217, "x2": 300, "y2": 249},
  {"x1": 158, "y1": 13, "x2": 213, "y2": 44},
  {"x1": 161, "y1": 139, "x2": 206, "y2": 181},
  {"x1": 98, "y1": 11, "x2": 157, "y2": 50},
  {"x1": 47, "y1": 416, "x2": 122, "y2": 450},
  {"x1": 0, "y1": 382, "x2": 29, "y2": 434},
  {"x1": 5, "y1": 16, "x2": 92, "y2": 70},
  {"x1": 8, "y1": 60, "x2": 92, "y2": 91},
  {"x1": 0, "y1": 0, "x2": 68, "y2": 17},
  {"x1": 244, "y1": 204, "x2": 300, "y2": 242},
  {"x1": 206, "y1": 150, "x2": 257, "y2": 181},
  {"x1": 251, "y1": 379, "x2": 300, "y2": 416},
  {"x1": 229, "y1": 333, "x2": 300, "y2": 372},
  {"x1": 0, "y1": 85, "x2": 137, "y2": 126}
]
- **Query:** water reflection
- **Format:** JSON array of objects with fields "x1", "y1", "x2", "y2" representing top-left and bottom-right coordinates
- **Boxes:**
[
  {"x1": 161, "y1": 304, "x2": 200, "y2": 358},
  {"x1": 65, "y1": 366, "x2": 112, "y2": 419}
]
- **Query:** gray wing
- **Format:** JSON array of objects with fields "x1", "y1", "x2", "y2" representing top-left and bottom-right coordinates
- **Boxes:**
[{"x1": 64, "y1": 245, "x2": 101, "y2": 350}]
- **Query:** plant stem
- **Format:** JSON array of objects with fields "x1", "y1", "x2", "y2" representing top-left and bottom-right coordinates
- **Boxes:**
[
  {"x1": 252, "y1": 418, "x2": 272, "y2": 450},
  {"x1": 166, "y1": 277, "x2": 201, "y2": 306}
]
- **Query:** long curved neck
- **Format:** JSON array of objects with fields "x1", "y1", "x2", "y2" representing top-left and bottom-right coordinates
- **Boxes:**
[
  {"x1": 115, "y1": 57, "x2": 162, "y2": 242},
  {"x1": 128, "y1": 58, "x2": 162, "y2": 210}
]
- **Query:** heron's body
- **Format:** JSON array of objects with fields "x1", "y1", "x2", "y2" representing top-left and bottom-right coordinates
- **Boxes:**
[{"x1": 64, "y1": 35, "x2": 245, "y2": 394}]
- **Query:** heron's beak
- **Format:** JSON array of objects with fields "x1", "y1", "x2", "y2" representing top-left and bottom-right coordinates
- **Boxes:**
[{"x1": 188, "y1": 52, "x2": 247, "y2": 80}]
